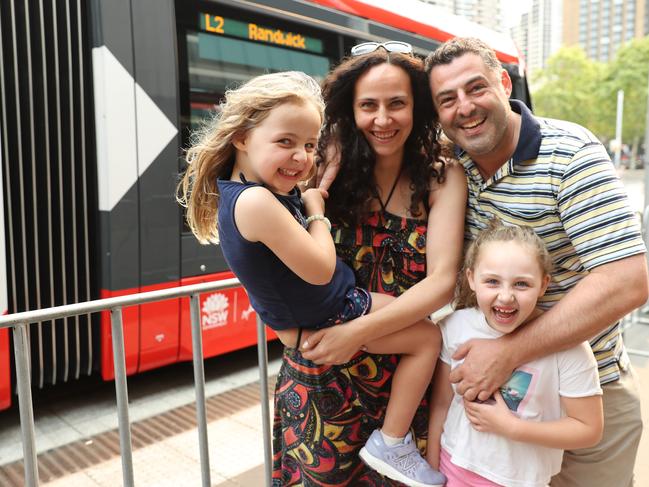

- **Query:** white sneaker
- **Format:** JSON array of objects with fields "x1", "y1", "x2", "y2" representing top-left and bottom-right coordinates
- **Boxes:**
[{"x1": 359, "y1": 429, "x2": 446, "y2": 487}]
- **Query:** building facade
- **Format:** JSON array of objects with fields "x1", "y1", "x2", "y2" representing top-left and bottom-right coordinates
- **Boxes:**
[
  {"x1": 511, "y1": 0, "x2": 562, "y2": 75},
  {"x1": 563, "y1": 0, "x2": 649, "y2": 62},
  {"x1": 420, "y1": 0, "x2": 503, "y2": 31}
]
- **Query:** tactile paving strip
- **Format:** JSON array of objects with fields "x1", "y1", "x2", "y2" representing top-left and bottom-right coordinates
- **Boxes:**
[{"x1": 0, "y1": 377, "x2": 275, "y2": 486}]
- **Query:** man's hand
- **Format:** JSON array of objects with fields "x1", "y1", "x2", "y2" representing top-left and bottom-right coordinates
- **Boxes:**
[
  {"x1": 300, "y1": 324, "x2": 365, "y2": 364},
  {"x1": 449, "y1": 337, "x2": 515, "y2": 401},
  {"x1": 463, "y1": 392, "x2": 515, "y2": 437}
]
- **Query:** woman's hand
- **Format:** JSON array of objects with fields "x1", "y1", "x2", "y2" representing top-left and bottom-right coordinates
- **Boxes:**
[
  {"x1": 462, "y1": 391, "x2": 516, "y2": 438},
  {"x1": 300, "y1": 323, "x2": 366, "y2": 364},
  {"x1": 316, "y1": 144, "x2": 341, "y2": 191}
]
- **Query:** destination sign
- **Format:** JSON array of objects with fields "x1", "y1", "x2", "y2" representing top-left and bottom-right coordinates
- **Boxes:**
[{"x1": 199, "y1": 13, "x2": 324, "y2": 54}]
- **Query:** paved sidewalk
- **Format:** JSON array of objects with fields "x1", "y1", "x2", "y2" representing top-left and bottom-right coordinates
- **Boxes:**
[
  {"x1": 1, "y1": 320, "x2": 647, "y2": 486},
  {"x1": 39, "y1": 386, "x2": 275, "y2": 486},
  {"x1": 0, "y1": 344, "x2": 284, "y2": 486},
  {"x1": 32, "y1": 349, "x2": 649, "y2": 486}
]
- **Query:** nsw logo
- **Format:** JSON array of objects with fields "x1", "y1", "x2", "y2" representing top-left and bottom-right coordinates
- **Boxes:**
[{"x1": 201, "y1": 293, "x2": 229, "y2": 329}]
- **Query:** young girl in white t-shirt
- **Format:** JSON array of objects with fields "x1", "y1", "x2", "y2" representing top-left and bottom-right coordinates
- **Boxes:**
[{"x1": 428, "y1": 220, "x2": 604, "y2": 487}]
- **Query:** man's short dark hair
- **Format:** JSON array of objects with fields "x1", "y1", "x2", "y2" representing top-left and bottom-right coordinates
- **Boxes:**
[{"x1": 425, "y1": 37, "x2": 502, "y2": 75}]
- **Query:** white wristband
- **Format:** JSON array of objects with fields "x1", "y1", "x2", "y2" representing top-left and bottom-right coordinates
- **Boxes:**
[{"x1": 305, "y1": 214, "x2": 331, "y2": 231}]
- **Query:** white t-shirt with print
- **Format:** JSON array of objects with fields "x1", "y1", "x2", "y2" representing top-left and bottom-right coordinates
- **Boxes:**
[{"x1": 439, "y1": 307, "x2": 602, "y2": 487}]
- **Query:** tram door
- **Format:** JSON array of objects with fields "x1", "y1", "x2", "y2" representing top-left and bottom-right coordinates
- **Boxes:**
[{"x1": 92, "y1": 0, "x2": 183, "y2": 377}]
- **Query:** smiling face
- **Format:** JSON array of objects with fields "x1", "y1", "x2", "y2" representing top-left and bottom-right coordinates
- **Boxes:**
[
  {"x1": 233, "y1": 100, "x2": 321, "y2": 194},
  {"x1": 467, "y1": 240, "x2": 550, "y2": 334},
  {"x1": 429, "y1": 53, "x2": 517, "y2": 173},
  {"x1": 353, "y1": 63, "x2": 414, "y2": 165}
]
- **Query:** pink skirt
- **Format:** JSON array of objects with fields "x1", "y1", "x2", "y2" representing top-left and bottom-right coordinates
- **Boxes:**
[{"x1": 440, "y1": 448, "x2": 504, "y2": 487}]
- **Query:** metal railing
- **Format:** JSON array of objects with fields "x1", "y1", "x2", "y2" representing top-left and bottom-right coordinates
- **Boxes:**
[
  {"x1": 0, "y1": 278, "x2": 273, "y2": 487},
  {"x1": 5, "y1": 205, "x2": 649, "y2": 486}
]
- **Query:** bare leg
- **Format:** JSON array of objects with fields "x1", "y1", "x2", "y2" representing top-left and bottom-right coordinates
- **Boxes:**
[
  {"x1": 427, "y1": 361, "x2": 453, "y2": 468},
  {"x1": 364, "y1": 293, "x2": 442, "y2": 438}
]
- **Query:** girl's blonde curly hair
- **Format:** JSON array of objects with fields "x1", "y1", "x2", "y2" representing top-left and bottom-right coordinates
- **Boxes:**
[
  {"x1": 455, "y1": 218, "x2": 553, "y2": 309},
  {"x1": 177, "y1": 71, "x2": 324, "y2": 244}
]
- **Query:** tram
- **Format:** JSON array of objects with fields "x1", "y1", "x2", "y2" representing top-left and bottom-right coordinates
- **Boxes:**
[{"x1": 0, "y1": 0, "x2": 529, "y2": 409}]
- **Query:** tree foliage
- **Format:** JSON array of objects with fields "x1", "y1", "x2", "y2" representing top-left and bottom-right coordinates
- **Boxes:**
[
  {"x1": 531, "y1": 37, "x2": 649, "y2": 143},
  {"x1": 531, "y1": 46, "x2": 608, "y2": 137},
  {"x1": 604, "y1": 38, "x2": 649, "y2": 142}
]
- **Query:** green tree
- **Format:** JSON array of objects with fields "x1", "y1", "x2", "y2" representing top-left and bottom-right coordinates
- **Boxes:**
[
  {"x1": 604, "y1": 37, "x2": 649, "y2": 146},
  {"x1": 531, "y1": 46, "x2": 609, "y2": 137}
]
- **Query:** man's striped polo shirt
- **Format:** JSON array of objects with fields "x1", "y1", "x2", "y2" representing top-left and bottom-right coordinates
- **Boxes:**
[{"x1": 460, "y1": 100, "x2": 646, "y2": 384}]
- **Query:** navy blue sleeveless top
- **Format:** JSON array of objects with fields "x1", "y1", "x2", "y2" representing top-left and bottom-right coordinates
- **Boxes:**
[{"x1": 216, "y1": 178, "x2": 356, "y2": 331}]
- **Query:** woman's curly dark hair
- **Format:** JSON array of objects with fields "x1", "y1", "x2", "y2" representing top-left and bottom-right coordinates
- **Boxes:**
[{"x1": 317, "y1": 49, "x2": 444, "y2": 225}]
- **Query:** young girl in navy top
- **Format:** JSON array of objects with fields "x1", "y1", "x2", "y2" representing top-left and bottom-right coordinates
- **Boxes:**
[{"x1": 178, "y1": 71, "x2": 445, "y2": 487}]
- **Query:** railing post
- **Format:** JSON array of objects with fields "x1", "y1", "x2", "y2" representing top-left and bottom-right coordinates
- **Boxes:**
[
  {"x1": 110, "y1": 308, "x2": 134, "y2": 487},
  {"x1": 13, "y1": 323, "x2": 39, "y2": 487},
  {"x1": 0, "y1": 278, "x2": 258, "y2": 484},
  {"x1": 256, "y1": 315, "x2": 272, "y2": 486},
  {"x1": 190, "y1": 294, "x2": 211, "y2": 487}
]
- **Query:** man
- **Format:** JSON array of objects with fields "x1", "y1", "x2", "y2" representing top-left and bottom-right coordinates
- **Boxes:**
[{"x1": 425, "y1": 37, "x2": 647, "y2": 487}]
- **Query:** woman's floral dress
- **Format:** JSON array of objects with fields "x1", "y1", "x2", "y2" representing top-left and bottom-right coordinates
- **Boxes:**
[{"x1": 272, "y1": 211, "x2": 429, "y2": 486}]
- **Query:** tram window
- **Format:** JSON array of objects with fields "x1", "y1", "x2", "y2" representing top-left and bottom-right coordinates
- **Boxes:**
[
  {"x1": 185, "y1": 31, "x2": 330, "y2": 130},
  {"x1": 179, "y1": 26, "x2": 332, "y2": 234}
]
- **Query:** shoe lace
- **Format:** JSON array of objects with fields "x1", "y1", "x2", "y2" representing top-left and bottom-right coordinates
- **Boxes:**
[{"x1": 387, "y1": 441, "x2": 428, "y2": 476}]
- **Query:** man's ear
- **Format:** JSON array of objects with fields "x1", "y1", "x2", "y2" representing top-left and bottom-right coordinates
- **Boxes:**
[
  {"x1": 500, "y1": 69, "x2": 513, "y2": 97},
  {"x1": 232, "y1": 132, "x2": 247, "y2": 151}
]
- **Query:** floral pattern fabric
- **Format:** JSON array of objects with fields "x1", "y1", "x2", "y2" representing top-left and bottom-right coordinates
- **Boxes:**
[{"x1": 272, "y1": 211, "x2": 429, "y2": 486}]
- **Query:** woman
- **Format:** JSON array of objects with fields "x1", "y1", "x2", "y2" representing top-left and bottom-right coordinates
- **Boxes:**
[{"x1": 272, "y1": 42, "x2": 466, "y2": 486}]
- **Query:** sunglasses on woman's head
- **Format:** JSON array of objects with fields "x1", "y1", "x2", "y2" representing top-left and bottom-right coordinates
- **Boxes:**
[{"x1": 350, "y1": 41, "x2": 413, "y2": 56}]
